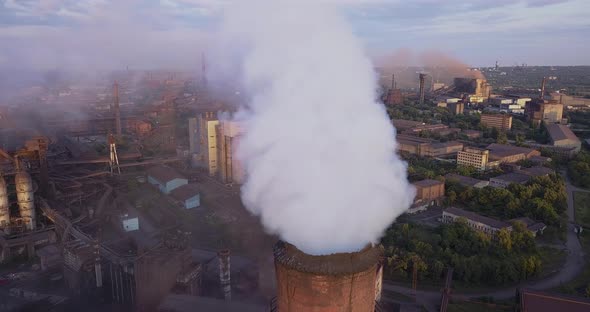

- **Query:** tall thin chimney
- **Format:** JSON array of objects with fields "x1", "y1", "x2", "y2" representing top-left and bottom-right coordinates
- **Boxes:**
[
  {"x1": 113, "y1": 81, "x2": 122, "y2": 139},
  {"x1": 540, "y1": 77, "x2": 547, "y2": 100},
  {"x1": 202, "y1": 52, "x2": 208, "y2": 89},
  {"x1": 218, "y1": 249, "x2": 231, "y2": 300},
  {"x1": 419, "y1": 73, "x2": 426, "y2": 105},
  {"x1": 391, "y1": 73, "x2": 396, "y2": 90}
]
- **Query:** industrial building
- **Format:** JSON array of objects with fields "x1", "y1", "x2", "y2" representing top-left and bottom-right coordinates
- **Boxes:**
[
  {"x1": 453, "y1": 78, "x2": 491, "y2": 102},
  {"x1": 216, "y1": 120, "x2": 245, "y2": 185},
  {"x1": 551, "y1": 92, "x2": 590, "y2": 110},
  {"x1": 546, "y1": 124, "x2": 581, "y2": 153},
  {"x1": 442, "y1": 207, "x2": 512, "y2": 236},
  {"x1": 147, "y1": 165, "x2": 188, "y2": 194},
  {"x1": 457, "y1": 147, "x2": 489, "y2": 171},
  {"x1": 447, "y1": 102, "x2": 464, "y2": 115},
  {"x1": 196, "y1": 112, "x2": 220, "y2": 176},
  {"x1": 445, "y1": 173, "x2": 489, "y2": 189},
  {"x1": 489, "y1": 172, "x2": 532, "y2": 188},
  {"x1": 170, "y1": 184, "x2": 201, "y2": 209},
  {"x1": 189, "y1": 112, "x2": 245, "y2": 185},
  {"x1": 397, "y1": 135, "x2": 463, "y2": 158},
  {"x1": 384, "y1": 74, "x2": 403, "y2": 106},
  {"x1": 510, "y1": 218, "x2": 546, "y2": 237},
  {"x1": 525, "y1": 99, "x2": 564, "y2": 126},
  {"x1": 486, "y1": 143, "x2": 541, "y2": 163},
  {"x1": 480, "y1": 113, "x2": 513, "y2": 131},
  {"x1": 408, "y1": 179, "x2": 445, "y2": 214}
]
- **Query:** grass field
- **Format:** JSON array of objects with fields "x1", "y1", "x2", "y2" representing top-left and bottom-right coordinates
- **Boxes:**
[{"x1": 573, "y1": 191, "x2": 590, "y2": 228}]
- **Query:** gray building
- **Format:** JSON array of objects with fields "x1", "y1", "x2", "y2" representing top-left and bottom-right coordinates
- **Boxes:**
[{"x1": 147, "y1": 165, "x2": 188, "y2": 194}]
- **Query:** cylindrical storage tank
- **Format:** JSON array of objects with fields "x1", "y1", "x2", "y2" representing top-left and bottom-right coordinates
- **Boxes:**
[
  {"x1": 0, "y1": 176, "x2": 9, "y2": 227},
  {"x1": 15, "y1": 170, "x2": 36, "y2": 231},
  {"x1": 274, "y1": 241, "x2": 383, "y2": 312}
]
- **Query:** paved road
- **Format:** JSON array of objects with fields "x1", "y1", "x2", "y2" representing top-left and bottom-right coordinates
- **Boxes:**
[{"x1": 384, "y1": 174, "x2": 587, "y2": 311}]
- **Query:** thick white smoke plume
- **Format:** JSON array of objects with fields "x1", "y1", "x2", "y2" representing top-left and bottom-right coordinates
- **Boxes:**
[{"x1": 215, "y1": 1, "x2": 415, "y2": 255}]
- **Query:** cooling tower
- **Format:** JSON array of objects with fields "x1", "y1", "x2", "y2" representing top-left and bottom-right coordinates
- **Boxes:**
[
  {"x1": 273, "y1": 241, "x2": 383, "y2": 312},
  {"x1": 0, "y1": 175, "x2": 9, "y2": 227},
  {"x1": 15, "y1": 169, "x2": 36, "y2": 231}
]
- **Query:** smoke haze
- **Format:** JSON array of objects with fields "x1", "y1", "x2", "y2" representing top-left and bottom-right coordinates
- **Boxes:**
[
  {"x1": 214, "y1": 0, "x2": 415, "y2": 255},
  {"x1": 375, "y1": 49, "x2": 485, "y2": 89}
]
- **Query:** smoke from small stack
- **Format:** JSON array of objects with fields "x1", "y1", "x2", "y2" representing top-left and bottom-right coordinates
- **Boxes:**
[
  {"x1": 376, "y1": 49, "x2": 484, "y2": 88},
  {"x1": 213, "y1": 0, "x2": 415, "y2": 255}
]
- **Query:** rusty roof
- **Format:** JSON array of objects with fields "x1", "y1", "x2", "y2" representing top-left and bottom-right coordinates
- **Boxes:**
[
  {"x1": 520, "y1": 289, "x2": 590, "y2": 312},
  {"x1": 273, "y1": 241, "x2": 382, "y2": 276}
]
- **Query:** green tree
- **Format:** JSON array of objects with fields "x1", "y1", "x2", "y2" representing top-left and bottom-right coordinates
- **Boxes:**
[
  {"x1": 497, "y1": 228, "x2": 513, "y2": 252},
  {"x1": 496, "y1": 131, "x2": 508, "y2": 144}
]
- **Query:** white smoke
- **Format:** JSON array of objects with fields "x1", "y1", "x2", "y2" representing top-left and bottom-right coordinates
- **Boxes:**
[{"x1": 213, "y1": 0, "x2": 415, "y2": 255}]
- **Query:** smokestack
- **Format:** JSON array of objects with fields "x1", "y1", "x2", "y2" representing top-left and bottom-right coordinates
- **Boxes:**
[
  {"x1": 391, "y1": 73, "x2": 396, "y2": 90},
  {"x1": 202, "y1": 52, "x2": 208, "y2": 89},
  {"x1": 540, "y1": 77, "x2": 547, "y2": 100},
  {"x1": 113, "y1": 81, "x2": 122, "y2": 139},
  {"x1": 273, "y1": 241, "x2": 383, "y2": 312},
  {"x1": 218, "y1": 249, "x2": 231, "y2": 300},
  {"x1": 419, "y1": 73, "x2": 426, "y2": 105}
]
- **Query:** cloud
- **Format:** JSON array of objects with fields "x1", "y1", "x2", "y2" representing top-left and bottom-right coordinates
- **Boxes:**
[{"x1": 0, "y1": 0, "x2": 588, "y2": 69}]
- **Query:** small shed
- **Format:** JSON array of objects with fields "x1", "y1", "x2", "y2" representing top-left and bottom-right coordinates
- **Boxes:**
[
  {"x1": 147, "y1": 165, "x2": 188, "y2": 194},
  {"x1": 170, "y1": 184, "x2": 201, "y2": 209}
]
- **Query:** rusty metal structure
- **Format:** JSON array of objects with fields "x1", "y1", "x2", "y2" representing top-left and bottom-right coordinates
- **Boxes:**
[
  {"x1": 218, "y1": 249, "x2": 231, "y2": 301},
  {"x1": 540, "y1": 77, "x2": 547, "y2": 100},
  {"x1": 419, "y1": 73, "x2": 427, "y2": 105},
  {"x1": 0, "y1": 174, "x2": 9, "y2": 229},
  {"x1": 113, "y1": 81, "x2": 122, "y2": 139},
  {"x1": 439, "y1": 268, "x2": 454, "y2": 312},
  {"x1": 385, "y1": 74, "x2": 403, "y2": 106},
  {"x1": 15, "y1": 159, "x2": 36, "y2": 231},
  {"x1": 273, "y1": 241, "x2": 383, "y2": 312}
]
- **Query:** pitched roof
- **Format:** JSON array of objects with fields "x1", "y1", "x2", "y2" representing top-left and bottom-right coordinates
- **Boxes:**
[
  {"x1": 444, "y1": 207, "x2": 511, "y2": 230},
  {"x1": 546, "y1": 124, "x2": 580, "y2": 142},
  {"x1": 147, "y1": 165, "x2": 186, "y2": 183},
  {"x1": 520, "y1": 289, "x2": 590, "y2": 312},
  {"x1": 170, "y1": 184, "x2": 200, "y2": 202},
  {"x1": 486, "y1": 143, "x2": 538, "y2": 158},
  {"x1": 491, "y1": 172, "x2": 531, "y2": 184}
]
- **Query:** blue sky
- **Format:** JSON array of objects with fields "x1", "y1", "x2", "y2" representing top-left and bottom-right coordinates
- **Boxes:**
[{"x1": 0, "y1": 0, "x2": 589, "y2": 70}]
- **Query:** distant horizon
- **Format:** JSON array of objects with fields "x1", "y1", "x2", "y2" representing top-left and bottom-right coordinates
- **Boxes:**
[{"x1": 1, "y1": 0, "x2": 589, "y2": 71}]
